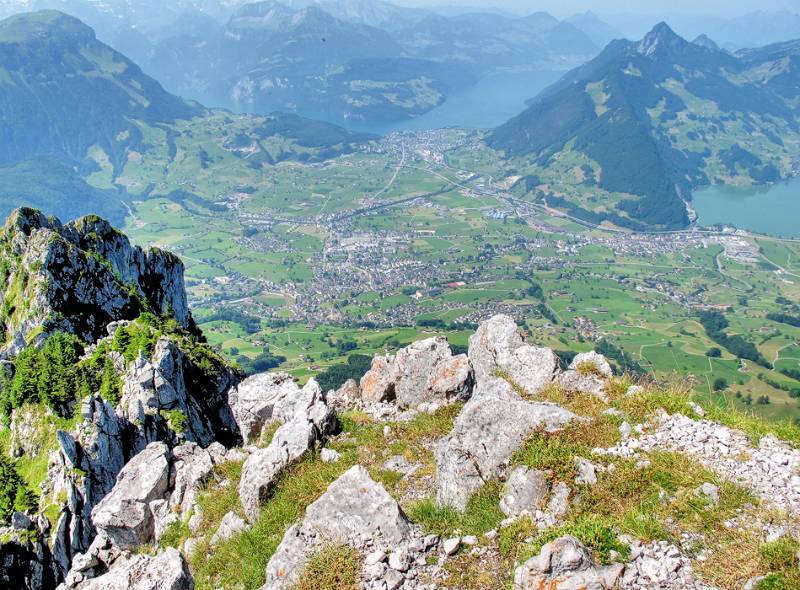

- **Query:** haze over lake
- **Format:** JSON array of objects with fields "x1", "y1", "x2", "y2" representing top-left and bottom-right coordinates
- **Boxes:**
[{"x1": 694, "y1": 177, "x2": 800, "y2": 238}]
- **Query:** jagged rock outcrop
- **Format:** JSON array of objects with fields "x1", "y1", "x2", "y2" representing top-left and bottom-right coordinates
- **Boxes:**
[
  {"x1": 47, "y1": 331, "x2": 239, "y2": 578},
  {"x1": 0, "y1": 522, "x2": 57, "y2": 590},
  {"x1": 468, "y1": 314, "x2": 558, "y2": 396},
  {"x1": 238, "y1": 378, "x2": 337, "y2": 523},
  {"x1": 48, "y1": 396, "x2": 135, "y2": 578},
  {"x1": 63, "y1": 440, "x2": 232, "y2": 587},
  {"x1": 64, "y1": 543, "x2": 192, "y2": 590},
  {"x1": 264, "y1": 465, "x2": 437, "y2": 590},
  {"x1": 227, "y1": 372, "x2": 308, "y2": 445},
  {"x1": 119, "y1": 337, "x2": 239, "y2": 449},
  {"x1": 359, "y1": 337, "x2": 473, "y2": 409},
  {"x1": 91, "y1": 443, "x2": 172, "y2": 550},
  {"x1": 513, "y1": 535, "x2": 623, "y2": 589},
  {"x1": 0, "y1": 208, "x2": 191, "y2": 354},
  {"x1": 435, "y1": 377, "x2": 576, "y2": 510}
]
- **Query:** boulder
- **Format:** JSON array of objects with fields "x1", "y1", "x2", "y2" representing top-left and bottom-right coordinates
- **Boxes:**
[
  {"x1": 499, "y1": 467, "x2": 550, "y2": 518},
  {"x1": 91, "y1": 443, "x2": 172, "y2": 550},
  {"x1": 226, "y1": 373, "x2": 300, "y2": 445},
  {"x1": 264, "y1": 466, "x2": 413, "y2": 589},
  {"x1": 468, "y1": 315, "x2": 558, "y2": 396},
  {"x1": 360, "y1": 337, "x2": 473, "y2": 409},
  {"x1": 435, "y1": 377, "x2": 575, "y2": 510},
  {"x1": 67, "y1": 547, "x2": 193, "y2": 590},
  {"x1": 513, "y1": 535, "x2": 623, "y2": 590}
]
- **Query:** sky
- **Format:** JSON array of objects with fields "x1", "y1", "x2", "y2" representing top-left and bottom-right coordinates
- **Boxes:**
[{"x1": 395, "y1": 0, "x2": 800, "y2": 18}]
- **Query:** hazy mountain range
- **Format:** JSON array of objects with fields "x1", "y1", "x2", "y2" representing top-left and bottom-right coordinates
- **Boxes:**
[
  {"x1": 0, "y1": 0, "x2": 606, "y2": 123},
  {"x1": 489, "y1": 22, "x2": 800, "y2": 229}
]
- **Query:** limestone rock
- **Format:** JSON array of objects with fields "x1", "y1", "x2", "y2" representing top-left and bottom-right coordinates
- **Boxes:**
[
  {"x1": 435, "y1": 377, "x2": 575, "y2": 510},
  {"x1": 556, "y1": 352, "x2": 614, "y2": 402},
  {"x1": 91, "y1": 443, "x2": 172, "y2": 550},
  {"x1": 118, "y1": 337, "x2": 238, "y2": 449},
  {"x1": 574, "y1": 457, "x2": 598, "y2": 486},
  {"x1": 0, "y1": 208, "x2": 190, "y2": 353},
  {"x1": 210, "y1": 512, "x2": 248, "y2": 548},
  {"x1": 66, "y1": 547, "x2": 192, "y2": 590},
  {"x1": 360, "y1": 337, "x2": 473, "y2": 409},
  {"x1": 226, "y1": 373, "x2": 300, "y2": 445},
  {"x1": 238, "y1": 379, "x2": 336, "y2": 523},
  {"x1": 468, "y1": 315, "x2": 558, "y2": 396},
  {"x1": 264, "y1": 466, "x2": 414, "y2": 589},
  {"x1": 513, "y1": 535, "x2": 623, "y2": 590},
  {"x1": 500, "y1": 466, "x2": 550, "y2": 518}
]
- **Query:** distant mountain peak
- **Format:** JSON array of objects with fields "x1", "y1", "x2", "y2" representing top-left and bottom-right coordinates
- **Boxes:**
[
  {"x1": 0, "y1": 9, "x2": 94, "y2": 44},
  {"x1": 692, "y1": 33, "x2": 720, "y2": 51},
  {"x1": 637, "y1": 21, "x2": 685, "y2": 57}
]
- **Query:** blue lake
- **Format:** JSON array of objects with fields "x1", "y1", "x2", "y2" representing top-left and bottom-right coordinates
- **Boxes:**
[
  {"x1": 693, "y1": 177, "x2": 800, "y2": 238},
  {"x1": 340, "y1": 69, "x2": 565, "y2": 134}
]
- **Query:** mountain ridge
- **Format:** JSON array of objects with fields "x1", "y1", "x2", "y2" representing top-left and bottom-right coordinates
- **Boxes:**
[{"x1": 488, "y1": 22, "x2": 800, "y2": 230}]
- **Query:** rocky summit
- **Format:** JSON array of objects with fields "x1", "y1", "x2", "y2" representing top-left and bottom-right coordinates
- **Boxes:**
[{"x1": 1, "y1": 211, "x2": 800, "y2": 590}]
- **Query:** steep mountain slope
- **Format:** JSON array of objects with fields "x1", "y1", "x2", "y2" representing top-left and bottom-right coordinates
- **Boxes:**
[
  {"x1": 0, "y1": 158, "x2": 127, "y2": 227},
  {"x1": 0, "y1": 10, "x2": 201, "y2": 170},
  {"x1": 0, "y1": 10, "x2": 372, "y2": 223},
  {"x1": 488, "y1": 23, "x2": 800, "y2": 230},
  {"x1": 0, "y1": 208, "x2": 192, "y2": 352}
]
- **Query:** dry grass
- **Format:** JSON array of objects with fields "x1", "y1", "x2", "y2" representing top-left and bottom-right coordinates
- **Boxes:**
[{"x1": 293, "y1": 545, "x2": 361, "y2": 590}]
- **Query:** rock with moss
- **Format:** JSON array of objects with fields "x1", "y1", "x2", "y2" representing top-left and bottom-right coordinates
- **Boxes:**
[
  {"x1": 556, "y1": 351, "x2": 614, "y2": 401},
  {"x1": 513, "y1": 535, "x2": 623, "y2": 590},
  {"x1": 264, "y1": 465, "x2": 436, "y2": 590},
  {"x1": 435, "y1": 377, "x2": 576, "y2": 511},
  {"x1": 238, "y1": 379, "x2": 337, "y2": 523},
  {"x1": 468, "y1": 314, "x2": 559, "y2": 396},
  {"x1": 118, "y1": 337, "x2": 239, "y2": 449},
  {"x1": 0, "y1": 208, "x2": 191, "y2": 354}
]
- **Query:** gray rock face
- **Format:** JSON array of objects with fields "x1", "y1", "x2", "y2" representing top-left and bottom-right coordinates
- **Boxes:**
[
  {"x1": 48, "y1": 396, "x2": 134, "y2": 578},
  {"x1": 119, "y1": 338, "x2": 239, "y2": 449},
  {"x1": 500, "y1": 466, "x2": 550, "y2": 518},
  {"x1": 49, "y1": 335, "x2": 238, "y2": 580},
  {"x1": 226, "y1": 373, "x2": 300, "y2": 445},
  {"x1": 63, "y1": 441, "x2": 230, "y2": 587},
  {"x1": 264, "y1": 466, "x2": 413, "y2": 589},
  {"x1": 435, "y1": 377, "x2": 575, "y2": 510},
  {"x1": 468, "y1": 315, "x2": 558, "y2": 396},
  {"x1": 0, "y1": 208, "x2": 190, "y2": 353},
  {"x1": 66, "y1": 546, "x2": 192, "y2": 590},
  {"x1": 91, "y1": 443, "x2": 172, "y2": 550},
  {"x1": 513, "y1": 535, "x2": 623, "y2": 590},
  {"x1": 360, "y1": 337, "x2": 473, "y2": 409},
  {"x1": 238, "y1": 379, "x2": 336, "y2": 523}
]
